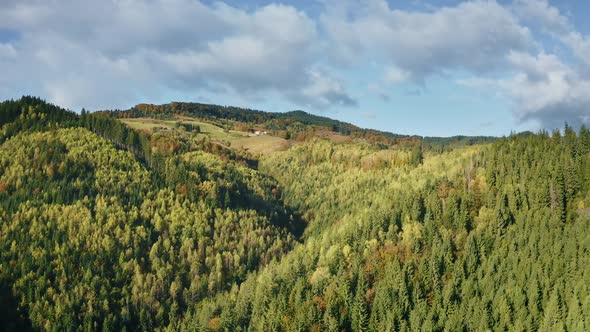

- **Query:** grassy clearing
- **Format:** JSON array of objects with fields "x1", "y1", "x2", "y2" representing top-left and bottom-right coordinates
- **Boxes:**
[
  {"x1": 121, "y1": 117, "x2": 247, "y2": 139},
  {"x1": 177, "y1": 119, "x2": 248, "y2": 140},
  {"x1": 316, "y1": 130, "x2": 352, "y2": 144},
  {"x1": 231, "y1": 135, "x2": 290, "y2": 155},
  {"x1": 120, "y1": 118, "x2": 174, "y2": 132},
  {"x1": 120, "y1": 117, "x2": 287, "y2": 155}
]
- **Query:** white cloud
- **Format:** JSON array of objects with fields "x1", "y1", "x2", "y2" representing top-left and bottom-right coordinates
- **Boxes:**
[
  {"x1": 562, "y1": 32, "x2": 590, "y2": 68},
  {"x1": 514, "y1": 0, "x2": 590, "y2": 67},
  {"x1": 504, "y1": 1, "x2": 590, "y2": 128},
  {"x1": 460, "y1": 51, "x2": 590, "y2": 129},
  {"x1": 1, "y1": 0, "x2": 589, "y2": 130},
  {"x1": 0, "y1": 0, "x2": 354, "y2": 111},
  {"x1": 513, "y1": 0, "x2": 569, "y2": 33},
  {"x1": 506, "y1": 51, "x2": 567, "y2": 82},
  {"x1": 452, "y1": 0, "x2": 590, "y2": 129},
  {"x1": 159, "y1": 4, "x2": 317, "y2": 92},
  {"x1": 384, "y1": 66, "x2": 409, "y2": 84},
  {"x1": 0, "y1": 43, "x2": 17, "y2": 58},
  {"x1": 504, "y1": 54, "x2": 590, "y2": 128},
  {"x1": 322, "y1": 0, "x2": 534, "y2": 79},
  {"x1": 297, "y1": 71, "x2": 357, "y2": 109}
]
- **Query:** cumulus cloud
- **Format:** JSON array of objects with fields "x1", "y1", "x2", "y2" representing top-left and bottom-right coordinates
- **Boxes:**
[
  {"x1": 513, "y1": 0, "x2": 569, "y2": 33},
  {"x1": 324, "y1": 0, "x2": 590, "y2": 129},
  {"x1": 365, "y1": 66, "x2": 412, "y2": 101},
  {"x1": 158, "y1": 4, "x2": 318, "y2": 92},
  {"x1": 506, "y1": 55, "x2": 590, "y2": 128},
  {"x1": 505, "y1": 1, "x2": 590, "y2": 128},
  {"x1": 0, "y1": 0, "x2": 354, "y2": 110},
  {"x1": 1, "y1": 0, "x2": 589, "y2": 130},
  {"x1": 322, "y1": 0, "x2": 534, "y2": 80},
  {"x1": 514, "y1": 0, "x2": 590, "y2": 67},
  {"x1": 449, "y1": 0, "x2": 590, "y2": 130},
  {"x1": 460, "y1": 51, "x2": 590, "y2": 129},
  {"x1": 296, "y1": 70, "x2": 357, "y2": 108}
]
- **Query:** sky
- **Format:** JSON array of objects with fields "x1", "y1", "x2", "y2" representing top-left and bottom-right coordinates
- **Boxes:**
[{"x1": 1, "y1": 0, "x2": 590, "y2": 137}]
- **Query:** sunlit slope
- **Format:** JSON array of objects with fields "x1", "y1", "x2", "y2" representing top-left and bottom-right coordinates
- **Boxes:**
[
  {"x1": 120, "y1": 116, "x2": 290, "y2": 156},
  {"x1": 180, "y1": 132, "x2": 590, "y2": 331},
  {"x1": 0, "y1": 127, "x2": 298, "y2": 330},
  {"x1": 2, "y1": 97, "x2": 590, "y2": 331},
  {"x1": 261, "y1": 140, "x2": 483, "y2": 238},
  {"x1": 0, "y1": 128, "x2": 150, "y2": 211}
]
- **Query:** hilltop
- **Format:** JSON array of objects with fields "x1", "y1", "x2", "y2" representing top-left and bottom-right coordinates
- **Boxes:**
[{"x1": 96, "y1": 101, "x2": 496, "y2": 156}]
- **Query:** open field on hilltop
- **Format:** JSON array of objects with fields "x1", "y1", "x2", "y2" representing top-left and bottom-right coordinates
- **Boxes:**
[
  {"x1": 231, "y1": 135, "x2": 290, "y2": 155},
  {"x1": 121, "y1": 117, "x2": 248, "y2": 140},
  {"x1": 120, "y1": 118, "x2": 174, "y2": 132},
  {"x1": 175, "y1": 118, "x2": 249, "y2": 140},
  {"x1": 121, "y1": 116, "x2": 288, "y2": 155}
]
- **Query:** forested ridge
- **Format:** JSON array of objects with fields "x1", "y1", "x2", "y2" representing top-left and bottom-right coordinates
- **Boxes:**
[
  {"x1": 1, "y1": 97, "x2": 590, "y2": 331},
  {"x1": 105, "y1": 101, "x2": 494, "y2": 148}
]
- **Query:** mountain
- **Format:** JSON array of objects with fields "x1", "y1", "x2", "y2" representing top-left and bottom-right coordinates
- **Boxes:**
[{"x1": 1, "y1": 96, "x2": 590, "y2": 331}]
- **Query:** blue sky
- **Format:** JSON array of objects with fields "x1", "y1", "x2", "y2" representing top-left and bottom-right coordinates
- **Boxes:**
[{"x1": 1, "y1": 0, "x2": 590, "y2": 136}]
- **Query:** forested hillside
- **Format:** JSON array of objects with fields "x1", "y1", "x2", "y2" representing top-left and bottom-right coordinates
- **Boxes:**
[
  {"x1": 1, "y1": 97, "x2": 590, "y2": 331},
  {"x1": 0, "y1": 98, "x2": 299, "y2": 330},
  {"x1": 178, "y1": 128, "x2": 590, "y2": 331},
  {"x1": 105, "y1": 101, "x2": 493, "y2": 148},
  {"x1": 119, "y1": 102, "x2": 397, "y2": 139}
]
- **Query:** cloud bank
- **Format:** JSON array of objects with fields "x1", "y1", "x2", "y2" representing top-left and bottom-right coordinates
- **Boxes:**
[
  {"x1": 322, "y1": 0, "x2": 534, "y2": 79},
  {"x1": 0, "y1": 0, "x2": 589, "y2": 130},
  {"x1": 0, "y1": 0, "x2": 355, "y2": 110}
]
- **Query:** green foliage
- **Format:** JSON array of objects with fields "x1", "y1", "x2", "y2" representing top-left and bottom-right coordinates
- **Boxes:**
[
  {"x1": 177, "y1": 126, "x2": 590, "y2": 331},
  {"x1": 124, "y1": 102, "x2": 370, "y2": 137},
  {"x1": 0, "y1": 96, "x2": 79, "y2": 143},
  {"x1": 112, "y1": 101, "x2": 494, "y2": 147},
  {"x1": 1, "y1": 97, "x2": 590, "y2": 331},
  {"x1": 0, "y1": 125, "x2": 297, "y2": 330}
]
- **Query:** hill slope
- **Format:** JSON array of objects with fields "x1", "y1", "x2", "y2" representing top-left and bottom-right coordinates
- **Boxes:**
[
  {"x1": 111, "y1": 101, "x2": 495, "y2": 149},
  {"x1": 179, "y1": 127, "x2": 590, "y2": 331},
  {"x1": 1, "y1": 97, "x2": 590, "y2": 331},
  {"x1": 0, "y1": 98, "x2": 301, "y2": 330}
]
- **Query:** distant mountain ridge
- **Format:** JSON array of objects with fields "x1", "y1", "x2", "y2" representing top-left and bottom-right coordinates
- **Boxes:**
[
  {"x1": 113, "y1": 101, "x2": 497, "y2": 148},
  {"x1": 123, "y1": 102, "x2": 407, "y2": 140}
]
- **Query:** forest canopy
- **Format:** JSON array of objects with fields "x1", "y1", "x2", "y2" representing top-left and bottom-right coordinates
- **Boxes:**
[{"x1": 1, "y1": 97, "x2": 589, "y2": 331}]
